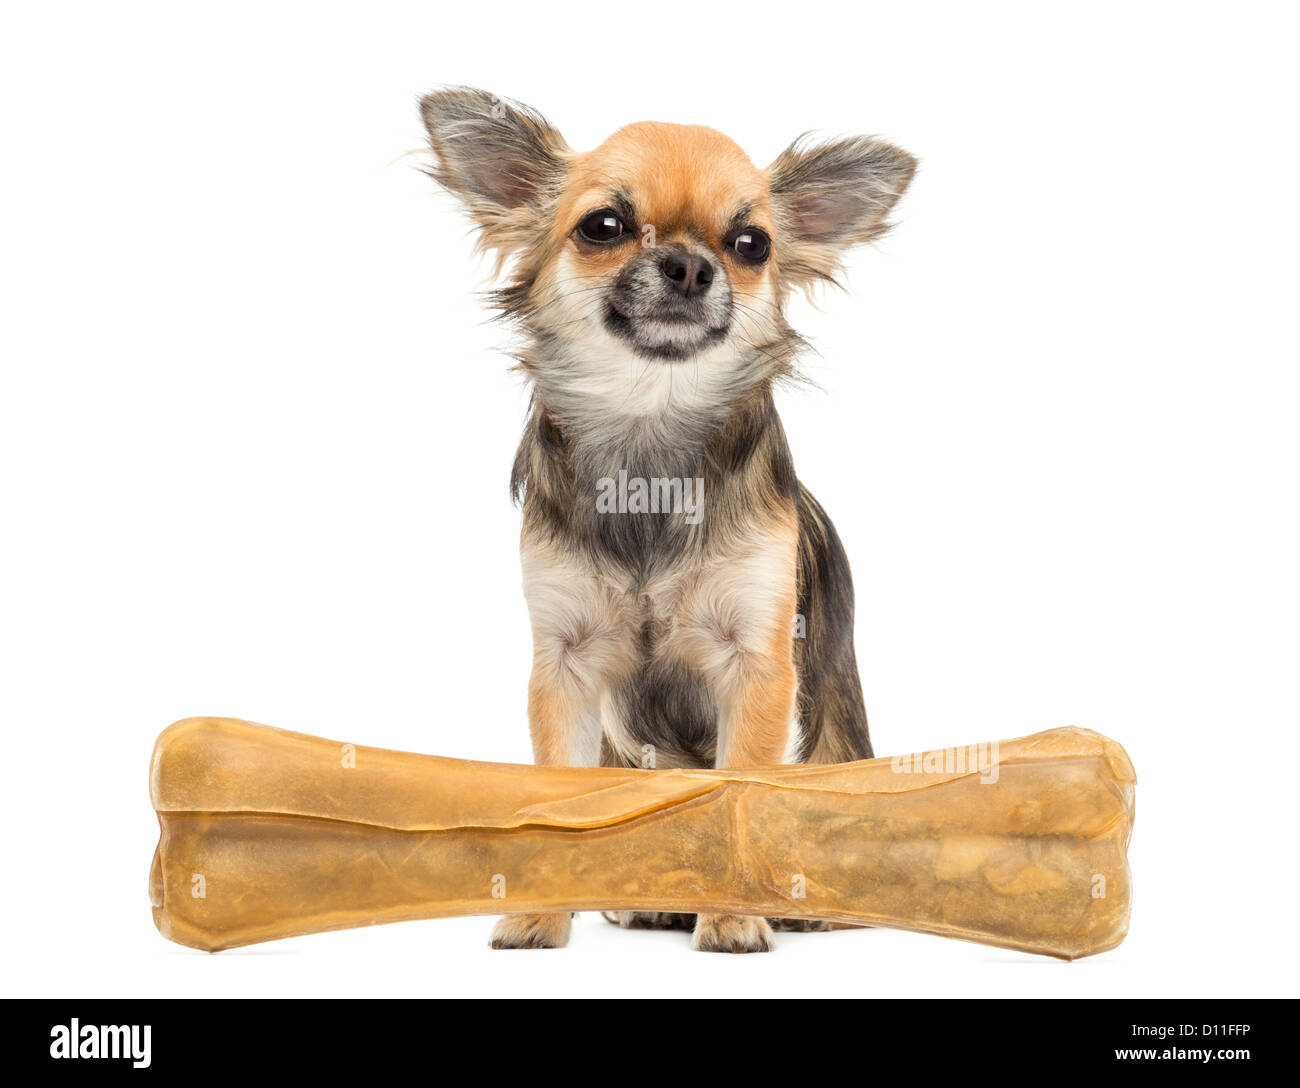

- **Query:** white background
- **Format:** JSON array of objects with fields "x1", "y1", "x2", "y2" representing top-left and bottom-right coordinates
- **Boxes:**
[{"x1": 2, "y1": 1, "x2": 1297, "y2": 997}]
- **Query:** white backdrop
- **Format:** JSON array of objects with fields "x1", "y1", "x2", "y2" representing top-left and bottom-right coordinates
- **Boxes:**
[{"x1": 2, "y1": 1, "x2": 1296, "y2": 997}]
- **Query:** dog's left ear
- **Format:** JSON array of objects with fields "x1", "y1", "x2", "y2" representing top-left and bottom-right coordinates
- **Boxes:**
[
  {"x1": 419, "y1": 87, "x2": 571, "y2": 263},
  {"x1": 767, "y1": 135, "x2": 917, "y2": 290}
]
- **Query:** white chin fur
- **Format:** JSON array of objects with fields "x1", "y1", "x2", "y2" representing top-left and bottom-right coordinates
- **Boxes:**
[{"x1": 637, "y1": 318, "x2": 715, "y2": 346}]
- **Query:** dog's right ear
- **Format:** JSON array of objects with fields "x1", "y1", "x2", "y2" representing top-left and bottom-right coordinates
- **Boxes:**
[{"x1": 419, "y1": 87, "x2": 570, "y2": 261}]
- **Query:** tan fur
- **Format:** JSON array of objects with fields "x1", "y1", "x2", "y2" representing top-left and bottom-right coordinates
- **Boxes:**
[{"x1": 559, "y1": 124, "x2": 773, "y2": 251}]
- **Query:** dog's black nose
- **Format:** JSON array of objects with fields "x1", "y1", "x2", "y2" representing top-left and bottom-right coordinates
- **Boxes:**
[{"x1": 659, "y1": 252, "x2": 714, "y2": 298}]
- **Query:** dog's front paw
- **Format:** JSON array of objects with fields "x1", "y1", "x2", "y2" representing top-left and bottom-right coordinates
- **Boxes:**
[
  {"x1": 691, "y1": 913, "x2": 774, "y2": 953},
  {"x1": 489, "y1": 912, "x2": 572, "y2": 949}
]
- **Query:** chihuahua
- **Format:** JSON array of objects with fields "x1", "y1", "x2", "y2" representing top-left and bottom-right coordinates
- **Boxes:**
[{"x1": 420, "y1": 88, "x2": 915, "y2": 953}]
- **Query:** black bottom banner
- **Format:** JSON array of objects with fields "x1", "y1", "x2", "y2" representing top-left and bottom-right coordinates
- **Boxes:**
[{"x1": 6, "y1": 997, "x2": 1286, "y2": 1076}]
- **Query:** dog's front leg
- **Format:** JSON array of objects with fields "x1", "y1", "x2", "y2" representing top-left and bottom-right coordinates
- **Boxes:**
[
  {"x1": 489, "y1": 548, "x2": 627, "y2": 949},
  {"x1": 486, "y1": 664, "x2": 604, "y2": 949},
  {"x1": 694, "y1": 649, "x2": 797, "y2": 953},
  {"x1": 681, "y1": 530, "x2": 800, "y2": 953}
]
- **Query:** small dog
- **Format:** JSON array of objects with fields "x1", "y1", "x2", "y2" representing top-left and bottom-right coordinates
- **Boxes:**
[{"x1": 420, "y1": 88, "x2": 915, "y2": 952}]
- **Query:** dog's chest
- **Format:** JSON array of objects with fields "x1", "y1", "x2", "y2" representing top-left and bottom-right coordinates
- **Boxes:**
[
  {"x1": 521, "y1": 524, "x2": 798, "y2": 675},
  {"x1": 590, "y1": 554, "x2": 717, "y2": 667}
]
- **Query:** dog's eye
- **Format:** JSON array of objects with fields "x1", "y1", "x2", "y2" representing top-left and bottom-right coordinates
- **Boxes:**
[
  {"x1": 577, "y1": 208, "x2": 627, "y2": 244},
  {"x1": 727, "y1": 226, "x2": 771, "y2": 263}
]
